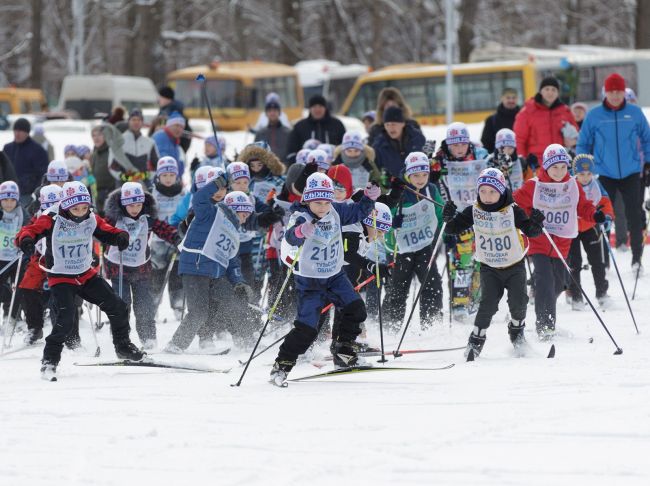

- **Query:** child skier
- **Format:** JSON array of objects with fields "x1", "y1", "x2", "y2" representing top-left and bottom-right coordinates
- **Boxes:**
[
  {"x1": 332, "y1": 130, "x2": 381, "y2": 189},
  {"x1": 0, "y1": 181, "x2": 26, "y2": 329},
  {"x1": 485, "y1": 128, "x2": 533, "y2": 192},
  {"x1": 382, "y1": 152, "x2": 445, "y2": 330},
  {"x1": 238, "y1": 143, "x2": 286, "y2": 203},
  {"x1": 443, "y1": 168, "x2": 545, "y2": 357},
  {"x1": 513, "y1": 144, "x2": 606, "y2": 339},
  {"x1": 271, "y1": 173, "x2": 379, "y2": 386},
  {"x1": 104, "y1": 182, "x2": 180, "y2": 349},
  {"x1": 16, "y1": 181, "x2": 144, "y2": 381},
  {"x1": 568, "y1": 154, "x2": 613, "y2": 310}
]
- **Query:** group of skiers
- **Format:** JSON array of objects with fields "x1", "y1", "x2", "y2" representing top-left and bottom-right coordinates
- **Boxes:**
[{"x1": 0, "y1": 71, "x2": 649, "y2": 386}]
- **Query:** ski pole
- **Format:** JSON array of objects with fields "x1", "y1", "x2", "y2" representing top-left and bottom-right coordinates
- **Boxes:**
[
  {"x1": 84, "y1": 301, "x2": 101, "y2": 357},
  {"x1": 196, "y1": 74, "x2": 223, "y2": 160},
  {"x1": 373, "y1": 212, "x2": 387, "y2": 364},
  {"x1": 2, "y1": 255, "x2": 24, "y2": 351},
  {"x1": 0, "y1": 254, "x2": 21, "y2": 277},
  {"x1": 401, "y1": 184, "x2": 445, "y2": 208},
  {"x1": 542, "y1": 228, "x2": 623, "y2": 354},
  {"x1": 153, "y1": 252, "x2": 177, "y2": 322},
  {"x1": 118, "y1": 251, "x2": 124, "y2": 299},
  {"x1": 600, "y1": 225, "x2": 639, "y2": 334},
  {"x1": 394, "y1": 222, "x2": 447, "y2": 358},
  {"x1": 232, "y1": 246, "x2": 302, "y2": 387}
]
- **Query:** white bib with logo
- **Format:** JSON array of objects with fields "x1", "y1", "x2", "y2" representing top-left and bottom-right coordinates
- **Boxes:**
[
  {"x1": 50, "y1": 215, "x2": 96, "y2": 274},
  {"x1": 350, "y1": 166, "x2": 370, "y2": 190},
  {"x1": 0, "y1": 208, "x2": 22, "y2": 261},
  {"x1": 106, "y1": 215, "x2": 150, "y2": 267},
  {"x1": 473, "y1": 204, "x2": 525, "y2": 268},
  {"x1": 396, "y1": 188, "x2": 438, "y2": 254},
  {"x1": 281, "y1": 210, "x2": 343, "y2": 278},
  {"x1": 507, "y1": 159, "x2": 525, "y2": 191},
  {"x1": 268, "y1": 198, "x2": 293, "y2": 251},
  {"x1": 446, "y1": 159, "x2": 488, "y2": 210},
  {"x1": 181, "y1": 207, "x2": 240, "y2": 268},
  {"x1": 532, "y1": 178, "x2": 579, "y2": 238}
]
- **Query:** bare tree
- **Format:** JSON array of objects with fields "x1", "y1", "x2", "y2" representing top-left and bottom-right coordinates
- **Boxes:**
[
  {"x1": 30, "y1": 0, "x2": 43, "y2": 89},
  {"x1": 636, "y1": 0, "x2": 650, "y2": 48}
]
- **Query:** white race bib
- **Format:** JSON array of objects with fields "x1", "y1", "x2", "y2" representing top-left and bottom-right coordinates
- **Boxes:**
[
  {"x1": 508, "y1": 159, "x2": 525, "y2": 192},
  {"x1": 180, "y1": 207, "x2": 240, "y2": 268},
  {"x1": 106, "y1": 215, "x2": 150, "y2": 267},
  {"x1": 446, "y1": 159, "x2": 488, "y2": 210},
  {"x1": 50, "y1": 215, "x2": 96, "y2": 274},
  {"x1": 350, "y1": 166, "x2": 370, "y2": 190},
  {"x1": 268, "y1": 198, "x2": 293, "y2": 251},
  {"x1": 0, "y1": 209, "x2": 22, "y2": 261},
  {"x1": 473, "y1": 204, "x2": 525, "y2": 268},
  {"x1": 396, "y1": 188, "x2": 438, "y2": 253},
  {"x1": 532, "y1": 178, "x2": 579, "y2": 238}
]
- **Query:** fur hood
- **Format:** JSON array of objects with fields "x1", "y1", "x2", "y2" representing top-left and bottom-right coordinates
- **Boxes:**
[
  {"x1": 237, "y1": 146, "x2": 286, "y2": 176},
  {"x1": 104, "y1": 187, "x2": 157, "y2": 222},
  {"x1": 333, "y1": 144, "x2": 375, "y2": 163}
]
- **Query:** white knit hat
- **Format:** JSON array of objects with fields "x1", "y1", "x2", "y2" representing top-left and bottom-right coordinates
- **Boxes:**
[
  {"x1": 362, "y1": 202, "x2": 393, "y2": 231},
  {"x1": 46, "y1": 160, "x2": 69, "y2": 182},
  {"x1": 60, "y1": 181, "x2": 91, "y2": 210},
  {"x1": 226, "y1": 162, "x2": 250, "y2": 181},
  {"x1": 120, "y1": 182, "x2": 145, "y2": 206},
  {"x1": 302, "y1": 173, "x2": 335, "y2": 202},
  {"x1": 40, "y1": 184, "x2": 64, "y2": 210},
  {"x1": 404, "y1": 152, "x2": 430, "y2": 177},
  {"x1": 224, "y1": 191, "x2": 254, "y2": 213}
]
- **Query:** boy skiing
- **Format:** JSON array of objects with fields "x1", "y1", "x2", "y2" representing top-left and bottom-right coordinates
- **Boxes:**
[{"x1": 442, "y1": 168, "x2": 544, "y2": 358}]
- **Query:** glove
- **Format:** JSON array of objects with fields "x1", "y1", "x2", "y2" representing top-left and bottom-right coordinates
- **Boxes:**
[
  {"x1": 92, "y1": 252, "x2": 100, "y2": 268},
  {"x1": 529, "y1": 208, "x2": 545, "y2": 225},
  {"x1": 257, "y1": 208, "x2": 283, "y2": 228},
  {"x1": 364, "y1": 182, "x2": 381, "y2": 201},
  {"x1": 392, "y1": 213, "x2": 404, "y2": 229},
  {"x1": 601, "y1": 215, "x2": 613, "y2": 232},
  {"x1": 643, "y1": 164, "x2": 650, "y2": 187},
  {"x1": 442, "y1": 200, "x2": 457, "y2": 223},
  {"x1": 190, "y1": 157, "x2": 201, "y2": 172},
  {"x1": 593, "y1": 209, "x2": 607, "y2": 224},
  {"x1": 19, "y1": 236, "x2": 35, "y2": 256},
  {"x1": 422, "y1": 139, "x2": 437, "y2": 158},
  {"x1": 115, "y1": 232, "x2": 130, "y2": 251},
  {"x1": 234, "y1": 283, "x2": 255, "y2": 303},
  {"x1": 214, "y1": 174, "x2": 228, "y2": 190},
  {"x1": 443, "y1": 233, "x2": 457, "y2": 247},
  {"x1": 296, "y1": 220, "x2": 316, "y2": 239},
  {"x1": 497, "y1": 152, "x2": 513, "y2": 171},
  {"x1": 367, "y1": 261, "x2": 391, "y2": 279},
  {"x1": 172, "y1": 232, "x2": 183, "y2": 247},
  {"x1": 526, "y1": 153, "x2": 539, "y2": 171},
  {"x1": 390, "y1": 177, "x2": 404, "y2": 190}
]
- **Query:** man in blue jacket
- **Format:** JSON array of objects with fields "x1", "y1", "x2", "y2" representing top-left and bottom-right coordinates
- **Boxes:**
[{"x1": 577, "y1": 73, "x2": 650, "y2": 271}]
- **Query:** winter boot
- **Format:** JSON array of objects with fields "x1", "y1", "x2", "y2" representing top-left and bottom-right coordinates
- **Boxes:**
[
  {"x1": 25, "y1": 328, "x2": 44, "y2": 345},
  {"x1": 114, "y1": 340, "x2": 146, "y2": 361},
  {"x1": 571, "y1": 298, "x2": 585, "y2": 311},
  {"x1": 508, "y1": 320, "x2": 526, "y2": 348},
  {"x1": 330, "y1": 339, "x2": 359, "y2": 369},
  {"x1": 464, "y1": 327, "x2": 486, "y2": 359},
  {"x1": 269, "y1": 360, "x2": 295, "y2": 387},
  {"x1": 597, "y1": 293, "x2": 611, "y2": 309},
  {"x1": 40, "y1": 361, "x2": 57, "y2": 382}
]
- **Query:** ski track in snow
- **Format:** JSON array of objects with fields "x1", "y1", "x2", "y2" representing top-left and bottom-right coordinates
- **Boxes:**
[{"x1": 1, "y1": 250, "x2": 648, "y2": 485}]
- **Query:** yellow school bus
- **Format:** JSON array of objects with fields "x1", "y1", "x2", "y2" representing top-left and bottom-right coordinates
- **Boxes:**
[
  {"x1": 167, "y1": 61, "x2": 303, "y2": 131},
  {"x1": 0, "y1": 87, "x2": 47, "y2": 115},
  {"x1": 339, "y1": 61, "x2": 538, "y2": 125}
]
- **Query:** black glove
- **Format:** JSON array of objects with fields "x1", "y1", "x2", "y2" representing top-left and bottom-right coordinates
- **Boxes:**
[
  {"x1": 643, "y1": 164, "x2": 650, "y2": 187},
  {"x1": 214, "y1": 174, "x2": 228, "y2": 190},
  {"x1": 115, "y1": 232, "x2": 130, "y2": 251},
  {"x1": 443, "y1": 233, "x2": 457, "y2": 247},
  {"x1": 442, "y1": 200, "x2": 457, "y2": 223},
  {"x1": 190, "y1": 157, "x2": 201, "y2": 172},
  {"x1": 529, "y1": 208, "x2": 545, "y2": 225},
  {"x1": 234, "y1": 282, "x2": 254, "y2": 303},
  {"x1": 497, "y1": 152, "x2": 513, "y2": 171},
  {"x1": 92, "y1": 252, "x2": 100, "y2": 267},
  {"x1": 392, "y1": 213, "x2": 404, "y2": 229},
  {"x1": 19, "y1": 236, "x2": 35, "y2": 256},
  {"x1": 593, "y1": 209, "x2": 607, "y2": 224},
  {"x1": 172, "y1": 233, "x2": 183, "y2": 247},
  {"x1": 422, "y1": 139, "x2": 437, "y2": 158},
  {"x1": 257, "y1": 208, "x2": 283, "y2": 228},
  {"x1": 367, "y1": 261, "x2": 391, "y2": 278},
  {"x1": 390, "y1": 177, "x2": 405, "y2": 190},
  {"x1": 526, "y1": 153, "x2": 539, "y2": 171}
]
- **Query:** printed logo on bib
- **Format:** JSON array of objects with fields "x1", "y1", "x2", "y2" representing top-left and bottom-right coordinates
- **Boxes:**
[
  {"x1": 107, "y1": 216, "x2": 150, "y2": 267},
  {"x1": 0, "y1": 212, "x2": 21, "y2": 260},
  {"x1": 397, "y1": 188, "x2": 438, "y2": 253},
  {"x1": 446, "y1": 160, "x2": 487, "y2": 210},
  {"x1": 50, "y1": 216, "x2": 97, "y2": 274},
  {"x1": 532, "y1": 179, "x2": 579, "y2": 238},
  {"x1": 473, "y1": 205, "x2": 524, "y2": 268}
]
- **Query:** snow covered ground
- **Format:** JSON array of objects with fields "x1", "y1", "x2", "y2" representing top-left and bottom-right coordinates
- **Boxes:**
[{"x1": 1, "y1": 249, "x2": 648, "y2": 486}]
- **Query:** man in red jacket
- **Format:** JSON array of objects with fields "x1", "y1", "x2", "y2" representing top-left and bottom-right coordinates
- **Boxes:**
[
  {"x1": 513, "y1": 77, "x2": 578, "y2": 173},
  {"x1": 514, "y1": 144, "x2": 606, "y2": 339}
]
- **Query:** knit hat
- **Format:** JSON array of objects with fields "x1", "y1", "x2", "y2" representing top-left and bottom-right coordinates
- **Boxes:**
[
  {"x1": 158, "y1": 86, "x2": 175, "y2": 100},
  {"x1": 308, "y1": 94, "x2": 327, "y2": 108},
  {"x1": 342, "y1": 131, "x2": 364, "y2": 151},
  {"x1": 307, "y1": 149, "x2": 331, "y2": 172},
  {"x1": 129, "y1": 109, "x2": 143, "y2": 120},
  {"x1": 0, "y1": 181, "x2": 19, "y2": 201},
  {"x1": 495, "y1": 128, "x2": 516, "y2": 149},
  {"x1": 477, "y1": 168, "x2": 507, "y2": 196},
  {"x1": 120, "y1": 182, "x2": 145, "y2": 206},
  {"x1": 33, "y1": 123, "x2": 44, "y2": 136},
  {"x1": 40, "y1": 184, "x2": 64, "y2": 210},
  {"x1": 573, "y1": 154, "x2": 595, "y2": 174},
  {"x1": 404, "y1": 151, "x2": 430, "y2": 177},
  {"x1": 445, "y1": 122, "x2": 470, "y2": 145},
  {"x1": 302, "y1": 173, "x2": 335, "y2": 202},
  {"x1": 604, "y1": 73, "x2": 626, "y2": 92},
  {"x1": 76, "y1": 145, "x2": 91, "y2": 158},
  {"x1": 316, "y1": 143, "x2": 334, "y2": 160},
  {"x1": 571, "y1": 102, "x2": 588, "y2": 113},
  {"x1": 539, "y1": 76, "x2": 560, "y2": 91},
  {"x1": 625, "y1": 87, "x2": 637, "y2": 102},
  {"x1": 60, "y1": 181, "x2": 91, "y2": 210},
  {"x1": 265, "y1": 99, "x2": 281, "y2": 111},
  {"x1": 295, "y1": 148, "x2": 311, "y2": 165},
  {"x1": 166, "y1": 112, "x2": 186, "y2": 127},
  {"x1": 13, "y1": 118, "x2": 31, "y2": 133},
  {"x1": 542, "y1": 143, "x2": 571, "y2": 170},
  {"x1": 224, "y1": 191, "x2": 254, "y2": 214},
  {"x1": 205, "y1": 135, "x2": 226, "y2": 153},
  {"x1": 302, "y1": 138, "x2": 321, "y2": 150},
  {"x1": 195, "y1": 166, "x2": 225, "y2": 190},
  {"x1": 64, "y1": 144, "x2": 78, "y2": 155},
  {"x1": 265, "y1": 92, "x2": 280, "y2": 104},
  {"x1": 362, "y1": 202, "x2": 393, "y2": 232},
  {"x1": 227, "y1": 161, "x2": 250, "y2": 181},
  {"x1": 362, "y1": 110, "x2": 376, "y2": 122},
  {"x1": 327, "y1": 164, "x2": 353, "y2": 200},
  {"x1": 46, "y1": 160, "x2": 69, "y2": 182},
  {"x1": 561, "y1": 122, "x2": 579, "y2": 141},
  {"x1": 156, "y1": 156, "x2": 179, "y2": 176},
  {"x1": 383, "y1": 106, "x2": 404, "y2": 123}
]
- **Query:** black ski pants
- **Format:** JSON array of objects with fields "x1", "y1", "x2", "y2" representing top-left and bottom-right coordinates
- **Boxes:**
[
  {"x1": 568, "y1": 228, "x2": 609, "y2": 299},
  {"x1": 531, "y1": 254, "x2": 567, "y2": 332}
]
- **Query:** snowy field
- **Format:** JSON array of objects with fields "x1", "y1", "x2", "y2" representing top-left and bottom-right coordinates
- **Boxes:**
[{"x1": 1, "y1": 248, "x2": 648, "y2": 486}]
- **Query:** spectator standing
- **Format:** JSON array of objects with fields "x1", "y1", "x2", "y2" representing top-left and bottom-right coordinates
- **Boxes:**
[
  {"x1": 254, "y1": 97, "x2": 291, "y2": 163},
  {"x1": 158, "y1": 85, "x2": 192, "y2": 153},
  {"x1": 90, "y1": 125, "x2": 115, "y2": 213},
  {"x1": 31, "y1": 123, "x2": 55, "y2": 162},
  {"x1": 152, "y1": 113, "x2": 186, "y2": 177},
  {"x1": 480, "y1": 87, "x2": 521, "y2": 153}
]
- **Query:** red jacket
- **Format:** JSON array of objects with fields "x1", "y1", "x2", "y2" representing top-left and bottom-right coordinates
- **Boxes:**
[
  {"x1": 16, "y1": 210, "x2": 125, "y2": 287},
  {"x1": 513, "y1": 169, "x2": 596, "y2": 258},
  {"x1": 578, "y1": 193, "x2": 613, "y2": 233},
  {"x1": 513, "y1": 95, "x2": 577, "y2": 165}
]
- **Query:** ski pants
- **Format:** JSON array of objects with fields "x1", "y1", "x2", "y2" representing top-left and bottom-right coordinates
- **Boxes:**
[
  {"x1": 531, "y1": 254, "x2": 567, "y2": 332},
  {"x1": 43, "y1": 276, "x2": 130, "y2": 364},
  {"x1": 111, "y1": 275, "x2": 156, "y2": 343},
  {"x1": 150, "y1": 260, "x2": 184, "y2": 312},
  {"x1": 473, "y1": 260, "x2": 528, "y2": 331},
  {"x1": 568, "y1": 228, "x2": 609, "y2": 300},
  {"x1": 0, "y1": 257, "x2": 25, "y2": 319}
]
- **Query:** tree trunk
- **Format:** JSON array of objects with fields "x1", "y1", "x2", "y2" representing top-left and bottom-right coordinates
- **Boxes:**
[
  {"x1": 123, "y1": 1, "x2": 136, "y2": 75},
  {"x1": 132, "y1": 2, "x2": 162, "y2": 81},
  {"x1": 30, "y1": 0, "x2": 42, "y2": 89},
  {"x1": 636, "y1": 0, "x2": 650, "y2": 48},
  {"x1": 280, "y1": 0, "x2": 301, "y2": 65},
  {"x1": 458, "y1": 0, "x2": 478, "y2": 62}
]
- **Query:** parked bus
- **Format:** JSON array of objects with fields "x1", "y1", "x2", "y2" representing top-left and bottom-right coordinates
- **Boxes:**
[
  {"x1": 295, "y1": 60, "x2": 369, "y2": 113},
  {"x1": 340, "y1": 61, "x2": 538, "y2": 126},
  {"x1": 167, "y1": 61, "x2": 303, "y2": 131},
  {"x1": 0, "y1": 87, "x2": 46, "y2": 115}
]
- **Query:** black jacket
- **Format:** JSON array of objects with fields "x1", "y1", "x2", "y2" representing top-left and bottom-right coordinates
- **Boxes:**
[
  {"x1": 0, "y1": 151, "x2": 18, "y2": 184},
  {"x1": 480, "y1": 103, "x2": 521, "y2": 153},
  {"x1": 285, "y1": 111, "x2": 346, "y2": 164}
]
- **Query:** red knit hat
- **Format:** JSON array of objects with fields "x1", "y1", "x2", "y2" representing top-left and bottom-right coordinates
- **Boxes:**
[
  {"x1": 604, "y1": 73, "x2": 626, "y2": 92},
  {"x1": 327, "y1": 165, "x2": 353, "y2": 199}
]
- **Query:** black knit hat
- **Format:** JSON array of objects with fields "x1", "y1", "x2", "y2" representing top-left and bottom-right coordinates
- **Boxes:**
[
  {"x1": 383, "y1": 106, "x2": 405, "y2": 123},
  {"x1": 13, "y1": 117, "x2": 31, "y2": 133},
  {"x1": 158, "y1": 86, "x2": 175, "y2": 100},
  {"x1": 539, "y1": 76, "x2": 560, "y2": 91},
  {"x1": 308, "y1": 94, "x2": 327, "y2": 108}
]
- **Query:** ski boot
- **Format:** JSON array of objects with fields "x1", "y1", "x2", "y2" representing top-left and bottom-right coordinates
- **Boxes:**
[
  {"x1": 114, "y1": 340, "x2": 146, "y2": 361},
  {"x1": 464, "y1": 327, "x2": 486, "y2": 360},
  {"x1": 330, "y1": 339, "x2": 359, "y2": 369},
  {"x1": 25, "y1": 328, "x2": 43, "y2": 345},
  {"x1": 508, "y1": 320, "x2": 527, "y2": 352},
  {"x1": 269, "y1": 360, "x2": 294, "y2": 387},
  {"x1": 536, "y1": 324, "x2": 555, "y2": 342},
  {"x1": 570, "y1": 298, "x2": 585, "y2": 311},
  {"x1": 40, "y1": 361, "x2": 57, "y2": 382}
]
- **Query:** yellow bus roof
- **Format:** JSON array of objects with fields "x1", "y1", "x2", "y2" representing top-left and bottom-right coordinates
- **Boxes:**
[
  {"x1": 360, "y1": 60, "x2": 532, "y2": 82},
  {"x1": 168, "y1": 61, "x2": 298, "y2": 79}
]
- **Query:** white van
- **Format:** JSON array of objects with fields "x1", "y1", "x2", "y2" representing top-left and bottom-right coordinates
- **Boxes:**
[{"x1": 58, "y1": 75, "x2": 158, "y2": 119}]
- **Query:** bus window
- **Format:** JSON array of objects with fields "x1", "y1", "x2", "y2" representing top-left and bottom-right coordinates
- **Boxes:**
[
  {"x1": 328, "y1": 77, "x2": 357, "y2": 113},
  {"x1": 32, "y1": 100, "x2": 42, "y2": 112},
  {"x1": 253, "y1": 76, "x2": 298, "y2": 109},
  {"x1": 175, "y1": 79, "x2": 245, "y2": 109},
  {"x1": 347, "y1": 81, "x2": 387, "y2": 119},
  {"x1": 392, "y1": 78, "x2": 430, "y2": 116},
  {"x1": 0, "y1": 101, "x2": 10, "y2": 116}
]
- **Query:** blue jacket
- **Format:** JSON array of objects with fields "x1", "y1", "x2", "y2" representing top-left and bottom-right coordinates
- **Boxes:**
[
  {"x1": 372, "y1": 124, "x2": 426, "y2": 178},
  {"x1": 170, "y1": 192, "x2": 192, "y2": 227},
  {"x1": 576, "y1": 101, "x2": 650, "y2": 180},
  {"x1": 3, "y1": 137, "x2": 49, "y2": 196},
  {"x1": 152, "y1": 129, "x2": 185, "y2": 176},
  {"x1": 178, "y1": 182, "x2": 243, "y2": 283}
]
